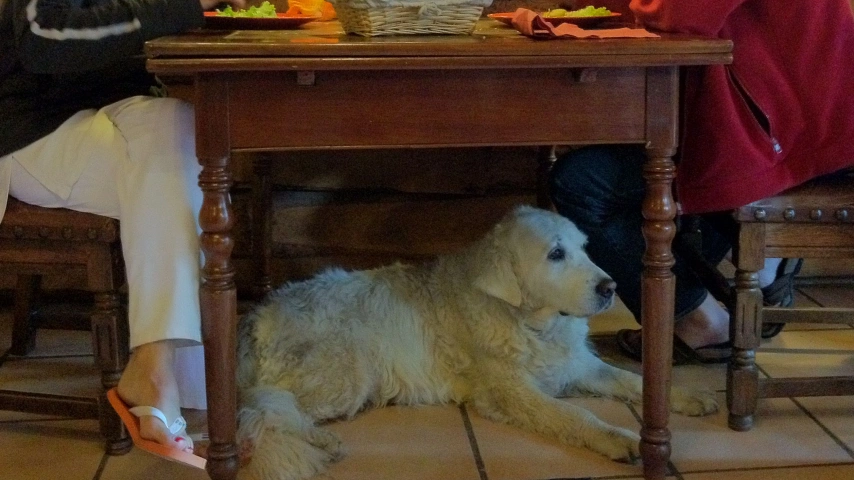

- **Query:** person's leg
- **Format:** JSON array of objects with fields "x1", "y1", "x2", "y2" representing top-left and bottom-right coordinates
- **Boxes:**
[
  {"x1": 7, "y1": 96, "x2": 204, "y2": 452},
  {"x1": 673, "y1": 293, "x2": 729, "y2": 348},
  {"x1": 103, "y1": 96, "x2": 204, "y2": 452},
  {"x1": 548, "y1": 145, "x2": 714, "y2": 324},
  {"x1": 549, "y1": 145, "x2": 741, "y2": 363}
]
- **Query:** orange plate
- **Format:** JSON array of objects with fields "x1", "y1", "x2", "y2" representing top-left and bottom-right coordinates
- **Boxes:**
[
  {"x1": 488, "y1": 12, "x2": 622, "y2": 28},
  {"x1": 203, "y1": 12, "x2": 321, "y2": 30}
]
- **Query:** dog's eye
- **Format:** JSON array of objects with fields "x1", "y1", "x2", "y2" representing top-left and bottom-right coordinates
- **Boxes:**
[{"x1": 547, "y1": 247, "x2": 565, "y2": 261}]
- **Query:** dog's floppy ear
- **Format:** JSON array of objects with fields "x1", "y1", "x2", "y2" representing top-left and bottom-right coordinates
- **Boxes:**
[{"x1": 472, "y1": 229, "x2": 523, "y2": 307}]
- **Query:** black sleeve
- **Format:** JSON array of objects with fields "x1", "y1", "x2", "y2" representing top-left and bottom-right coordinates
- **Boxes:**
[{"x1": 14, "y1": 0, "x2": 204, "y2": 74}]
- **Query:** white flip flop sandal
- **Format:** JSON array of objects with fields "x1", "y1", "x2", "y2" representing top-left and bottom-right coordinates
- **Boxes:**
[{"x1": 107, "y1": 388, "x2": 207, "y2": 469}]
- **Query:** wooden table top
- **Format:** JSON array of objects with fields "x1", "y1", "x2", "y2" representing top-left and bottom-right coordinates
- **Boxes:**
[{"x1": 145, "y1": 19, "x2": 732, "y2": 73}]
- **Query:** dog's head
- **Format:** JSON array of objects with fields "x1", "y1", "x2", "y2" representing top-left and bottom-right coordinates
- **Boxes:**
[{"x1": 472, "y1": 205, "x2": 616, "y2": 318}]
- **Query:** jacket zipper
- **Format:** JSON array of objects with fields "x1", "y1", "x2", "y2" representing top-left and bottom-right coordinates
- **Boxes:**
[{"x1": 727, "y1": 69, "x2": 782, "y2": 155}]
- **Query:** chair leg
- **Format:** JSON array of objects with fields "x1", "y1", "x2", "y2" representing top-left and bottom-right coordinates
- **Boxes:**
[
  {"x1": 727, "y1": 224, "x2": 766, "y2": 431},
  {"x1": 10, "y1": 275, "x2": 41, "y2": 356},
  {"x1": 91, "y1": 291, "x2": 132, "y2": 455}
]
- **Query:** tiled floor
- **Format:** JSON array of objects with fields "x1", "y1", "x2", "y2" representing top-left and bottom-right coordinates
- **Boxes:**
[{"x1": 1, "y1": 284, "x2": 853, "y2": 480}]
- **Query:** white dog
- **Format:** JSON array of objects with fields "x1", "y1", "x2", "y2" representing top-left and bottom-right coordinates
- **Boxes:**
[{"x1": 235, "y1": 206, "x2": 717, "y2": 480}]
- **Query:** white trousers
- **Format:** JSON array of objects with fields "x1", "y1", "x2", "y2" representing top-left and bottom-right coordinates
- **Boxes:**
[{"x1": 0, "y1": 96, "x2": 207, "y2": 408}]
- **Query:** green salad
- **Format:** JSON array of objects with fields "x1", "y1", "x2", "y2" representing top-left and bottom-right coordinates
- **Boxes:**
[
  {"x1": 544, "y1": 6, "x2": 612, "y2": 18},
  {"x1": 216, "y1": 1, "x2": 278, "y2": 17}
]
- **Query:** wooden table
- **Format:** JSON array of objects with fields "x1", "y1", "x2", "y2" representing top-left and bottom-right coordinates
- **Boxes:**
[{"x1": 146, "y1": 19, "x2": 731, "y2": 480}]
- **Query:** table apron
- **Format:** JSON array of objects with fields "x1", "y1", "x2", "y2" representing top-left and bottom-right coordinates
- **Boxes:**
[{"x1": 222, "y1": 67, "x2": 648, "y2": 150}]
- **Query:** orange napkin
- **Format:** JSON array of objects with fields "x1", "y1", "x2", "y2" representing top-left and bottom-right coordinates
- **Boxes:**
[{"x1": 510, "y1": 8, "x2": 659, "y2": 39}]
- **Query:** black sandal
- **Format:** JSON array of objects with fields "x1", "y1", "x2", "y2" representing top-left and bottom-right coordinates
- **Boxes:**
[
  {"x1": 760, "y1": 258, "x2": 804, "y2": 339},
  {"x1": 615, "y1": 329, "x2": 732, "y2": 366}
]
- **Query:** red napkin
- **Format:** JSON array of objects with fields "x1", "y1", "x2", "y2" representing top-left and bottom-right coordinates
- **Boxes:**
[{"x1": 510, "y1": 8, "x2": 659, "y2": 39}]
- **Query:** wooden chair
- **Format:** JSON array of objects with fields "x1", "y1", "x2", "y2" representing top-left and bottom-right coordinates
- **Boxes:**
[
  {"x1": 0, "y1": 197, "x2": 131, "y2": 454},
  {"x1": 723, "y1": 173, "x2": 854, "y2": 431}
]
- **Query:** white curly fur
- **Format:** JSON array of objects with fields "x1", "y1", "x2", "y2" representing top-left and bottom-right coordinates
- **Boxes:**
[{"x1": 235, "y1": 206, "x2": 718, "y2": 480}]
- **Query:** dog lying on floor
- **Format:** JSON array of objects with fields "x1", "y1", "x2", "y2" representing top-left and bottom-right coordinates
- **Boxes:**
[{"x1": 235, "y1": 205, "x2": 718, "y2": 480}]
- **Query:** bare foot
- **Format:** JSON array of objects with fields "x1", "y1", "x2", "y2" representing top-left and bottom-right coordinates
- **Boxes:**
[
  {"x1": 117, "y1": 341, "x2": 193, "y2": 453},
  {"x1": 675, "y1": 292, "x2": 729, "y2": 350}
]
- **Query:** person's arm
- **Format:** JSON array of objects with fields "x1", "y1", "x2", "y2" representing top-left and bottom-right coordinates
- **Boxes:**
[
  {"x1": 13, "y1": 0, "x2": 239, "y2": 74},
  {"x1": 629, "y1": 0, "x2": 750, "y2": 36}
]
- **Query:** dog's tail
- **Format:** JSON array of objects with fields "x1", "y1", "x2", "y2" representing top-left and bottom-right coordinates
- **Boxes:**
[{"x1": 237, "y1": 386, "x2": 344, "y2": 480}]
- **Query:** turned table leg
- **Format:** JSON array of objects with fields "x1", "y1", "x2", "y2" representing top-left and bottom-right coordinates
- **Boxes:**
[
  {"x1": 640, "y1": 66, "x2": 679, "y2": 480},
  {"x1": 196, "y1": 75, "x2": 239, "y2": 480}
]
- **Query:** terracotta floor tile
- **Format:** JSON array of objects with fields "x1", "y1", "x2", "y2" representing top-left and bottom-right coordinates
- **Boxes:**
[
  {"x1": 667, "y1": 392, "x2": 853, "y2": 472},
  {"x1": 0, "y1": 355, "x2": 101, "y2": 397},
  {"x1": 781, "y1": 289, "x2": 852, "y2": 333},
  {"x1": 798, "y1": 286, "x2": 854, "y2": 308},
  {"x1": 681, "y1": 463, "x2": 854, "y2": 479},
  {"x1": 592, "y1": 335, "x2": 730, "y2": 393},
  {"x1": 759, "y1": 329, "x2": 854, "y2": 354},
  {"x1": 324, "y1": 405, "x2": 481, "y2": 480},
  {"x1": 589, "y1": 297, "x2": 637, "y2": 335},
  {"x1": 99, "y1": 448, "x2": 210, "y2": 480},
  {"x1": 590, "y1": 334, "x2": 640, "y2": 373},
  {"x1": 756, "y1": 328, "x2": 854, "y2": 381},
  {"x1": 469, "y1": 397, "x2": 644, "y2": 479},
  {"x1": 796, "y1": 395, "x2": 854, "y2": 455},
  {"x1": 792, "y1": 289, "x2": 820, "y2": 307},
  {"x1": 0, "y1": 417, "x2": 103, "y2": 480},
  {"x1": 757, "y1": 351, "x2": 854, "y2": 380},
  {"x1": 781, "y1": 322, "x2": 853, "y2": 333},
  {"x1": 2, "y1": 285, "x2": 853, "y2": 480},
  {"x1": 670, "y1": 362, "x2": 730, "y2": 393}
]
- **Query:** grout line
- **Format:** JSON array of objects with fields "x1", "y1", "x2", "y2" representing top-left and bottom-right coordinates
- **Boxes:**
[
  {"x1": 459, "y1": 404, "x2": 649, "y2": 480},
  {"x1": 677, "y1": 461, "x2": 854, "y2": 475},
  {"x1": 795, "y1": 287, "x2": 825, "y2": 307},
  {"x1": 459, "y1": 404, "x2": 489, "y2": 480},
  {"x1": 626, "y1": 404, "x2": 683, "y2": 480},
  {"x1": 541, "y1": 475, "x2": 646, "y2": 480},
  {"x1": 92, "y1": 452, "x2": 109, "y2": 480},
  {"x1": 790, "y1": 397, "x2": 854, "y2": 460},
  {"x1": 793, "y1": 286, "x2": 854, "y2": 329},
  {"x1": 757, "y1": 362, "x2": 854, "y2": 460},
  {"x1": 755, "y1": 363, "x2": 772, "y2": 379},
  {"x1": 627, "y1": 402, "x2": 642, "y2": 425},
  {"x1": 756, "y1": 348, "x2": 854, "y2": 355},
  {"x1": 774, "y1": 326, "x2": 854, "y2": 332},
  {"x1": 535, "y1": 476, "x2": 593, "y2": 479}
]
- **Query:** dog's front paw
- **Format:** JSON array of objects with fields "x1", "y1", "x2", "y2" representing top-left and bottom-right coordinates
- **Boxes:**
[
  {"x1": 671, "y1": 387, "x2": 719, "y2": 416},
  {"x1": 306, "y1": 427, "x2": 345, "y2": 462},
  {"x1": 590, "y1": 427, "x2": 641, "y2": 464}
]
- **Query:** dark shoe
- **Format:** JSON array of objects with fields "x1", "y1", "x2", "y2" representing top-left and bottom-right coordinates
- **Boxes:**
[
  {"x1": 760, "y1": 258, "x2": 804, "y2": 339},
  {"x1": 615, "y1": 328, "x2": 732, "y2": 366}
]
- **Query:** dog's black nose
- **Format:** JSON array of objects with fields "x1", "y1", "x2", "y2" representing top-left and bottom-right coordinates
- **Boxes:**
[{"x1": 596, "y1": 279, "x2": 617, "y2": 299}]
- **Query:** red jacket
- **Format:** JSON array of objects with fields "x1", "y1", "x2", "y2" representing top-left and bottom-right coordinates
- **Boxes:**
[{"x1": 630, "y1": 0, "x2": 854, "y2": 213}]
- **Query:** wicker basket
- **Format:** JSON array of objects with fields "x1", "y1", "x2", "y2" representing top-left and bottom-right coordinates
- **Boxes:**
[{"x1": 332, "y1": 1, "x2": 489, "y2": 36}]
